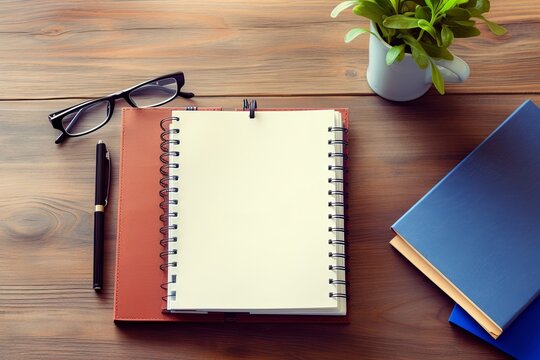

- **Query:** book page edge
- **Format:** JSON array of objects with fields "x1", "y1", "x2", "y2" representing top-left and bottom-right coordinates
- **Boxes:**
[{"x1": 389, "y1": 234, "x2": 502, "y2": 339}]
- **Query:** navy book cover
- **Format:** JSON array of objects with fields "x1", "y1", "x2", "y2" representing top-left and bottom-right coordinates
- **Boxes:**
[
  {"x1": 392, "y1": 100, "x2": 540, "y2": 332},
  {"x1": 449, "y1": 299, "x2": 540, "y2": 360}
]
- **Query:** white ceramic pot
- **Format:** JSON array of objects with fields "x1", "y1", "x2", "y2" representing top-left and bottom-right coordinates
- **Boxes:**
[{"x1": 366, "y1": 23, "x2": 470, "y2": 101}]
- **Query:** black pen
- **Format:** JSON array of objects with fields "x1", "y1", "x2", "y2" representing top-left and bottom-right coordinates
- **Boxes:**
[{"x1": 94, "y1": 140, "x2": 110, "y2": 291}]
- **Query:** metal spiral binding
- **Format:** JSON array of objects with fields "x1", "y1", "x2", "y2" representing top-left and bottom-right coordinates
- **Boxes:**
[
  {"x1": 328, "y1": 139, "x2": 349, "y2": 145},
  {"x1": 160, "y1": 175, "x2": 179, "y2": 188},
  {"x1": 329, "y1": 292, "x2": 348, "y2": 299},
  {"x1": 160, "y1": 236, "x2": 177, "y2": 247},
  {"x1": 328, "y1": 178, "x2": 344, "y2": 183},
  {"x1": 160, "y1": 224, "x2": 177, "y2": 235},
  {"x1": 328, "y1": 152, "x2": 347, "y2": 158},
  {"x1": 159, "y1": 116, "x2": 180, "y2": 304},
  {"x1": 328, "y1": 165, "x2": 345, "y2": 171},
  {"x1": 328, "y1": 126, "x2": 348, "y2": 132},
  {"x1": 160, "y1": 249, "x2": 178, "y2": 258},
  {"x1": 160, "y1": 261, "x2": 178, "y2": 271},
  {"x1": 160, "y1": 199, "x2": 178, "y2": 211},
  {"x1": 328, "y1": 122, "x2": 348, "y2": 300},
  {"x1": 328, "y1": 239, "x2": 346, "y2": 246}
]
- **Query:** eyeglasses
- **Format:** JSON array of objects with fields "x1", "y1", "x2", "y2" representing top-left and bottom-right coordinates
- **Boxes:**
[{"x1": 48, "y1": 72, "x2": 194, "y2": 144}]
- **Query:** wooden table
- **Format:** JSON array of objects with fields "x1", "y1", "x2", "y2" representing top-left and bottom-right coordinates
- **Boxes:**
[{"x1": 1, "y1": 1, "x2": 538, "y2": 359}]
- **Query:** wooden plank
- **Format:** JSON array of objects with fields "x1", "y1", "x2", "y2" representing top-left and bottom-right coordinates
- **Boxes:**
[
  {"x1": 0, "y1": 0, "x2": 538, "y2": 99},
  {"x1": 2, "y1": 95, "x2": 538, "y2": 359}
]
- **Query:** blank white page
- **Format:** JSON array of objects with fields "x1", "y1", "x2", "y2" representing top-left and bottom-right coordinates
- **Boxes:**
[{"x1": 166, "y1": 110, "x2": 345, "y2": 312}]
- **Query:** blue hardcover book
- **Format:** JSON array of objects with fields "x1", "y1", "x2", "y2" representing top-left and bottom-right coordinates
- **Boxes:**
[
  {"x1": 390, "y1": 100, "x2": 540, "y2": 339},
  {"x1": 449, "y1": 300, "x2": 540, "y2": 360}
]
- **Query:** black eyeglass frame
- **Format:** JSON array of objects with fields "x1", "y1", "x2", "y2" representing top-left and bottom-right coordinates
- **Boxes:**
[{"x1": 48, "y1": 72, "x2": 194, "y2": 144}]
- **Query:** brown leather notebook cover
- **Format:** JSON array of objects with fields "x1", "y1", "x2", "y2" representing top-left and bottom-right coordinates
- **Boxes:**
[{"x1": 113, "y1": 107, "x2": 349, "y2": 322}]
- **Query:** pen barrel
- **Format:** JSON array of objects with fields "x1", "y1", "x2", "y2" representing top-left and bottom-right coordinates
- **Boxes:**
[
  {"x1": 95, "y1": 143, "x2": 107, "y2": 203},
  {"x1": 93, "y1": 210, "x2": 105, "y2": 290}
]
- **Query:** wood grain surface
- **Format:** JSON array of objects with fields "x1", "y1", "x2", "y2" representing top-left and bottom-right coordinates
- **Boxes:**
[
  {"x1": 0, "y1": 0, "x2": 538, "y2": 98},
  {"x1": 0, "y1": 0, "x2": 539, "y2": 359},
  {"x1": 2, "y1": 95, "x2": 540, "y2": 360}
]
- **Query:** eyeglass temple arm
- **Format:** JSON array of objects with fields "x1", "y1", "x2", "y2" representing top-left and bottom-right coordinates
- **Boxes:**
[
  {"x1": 179, "y1": 91, "x2": 195, "y2": 99},
  {"x1": 55, "y1": 132, "x2": 67, "y2": 144}
]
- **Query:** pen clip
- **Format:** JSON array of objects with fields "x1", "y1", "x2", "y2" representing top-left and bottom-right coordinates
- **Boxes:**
[{"x1": 104, "y1": 149, "x2": 111, "y2": 207}]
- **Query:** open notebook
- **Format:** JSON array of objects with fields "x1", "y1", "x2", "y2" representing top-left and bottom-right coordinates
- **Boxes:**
[
  {"x1": 113, "y1": 106, "x2": 349, "y2": 321},
  {"x1": 163, "y1": 110, "x2": 346, "y2": 315}
]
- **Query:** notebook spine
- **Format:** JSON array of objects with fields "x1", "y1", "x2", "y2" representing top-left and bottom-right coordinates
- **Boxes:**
[
  {"x1": 159, "y1": 116, "x2": 180, "y2": 305},
  {"x1": 328, "y1": 123, "x2": 348, "y2": 300}
]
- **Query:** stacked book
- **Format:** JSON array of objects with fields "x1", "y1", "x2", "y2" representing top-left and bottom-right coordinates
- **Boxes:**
[{"x1": 390, "y1": 100, "x2": 540, "y2": 359}]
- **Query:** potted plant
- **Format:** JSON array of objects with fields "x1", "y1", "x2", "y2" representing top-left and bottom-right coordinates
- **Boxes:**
[{"x1": 331, "y1": 0, "x2": 506, "y2": 101}]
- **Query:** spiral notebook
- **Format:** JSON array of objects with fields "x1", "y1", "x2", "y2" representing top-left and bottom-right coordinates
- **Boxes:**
[{"x1": 113, "y1": 105, "x2": 349, "y2": 321}]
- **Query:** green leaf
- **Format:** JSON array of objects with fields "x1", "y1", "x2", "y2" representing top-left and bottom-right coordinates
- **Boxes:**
[
  {"x1": 400, "y1": 35, "x2": 430, "y2": 69},
  {"x1": 450, "y1": 25, "x2": 481, "y2": 37},
  {"x1": 441, "y1": 25, "x2": 454, "y2": 47},
  {"x1": 476, "y1": 14, "x2": 507, "y2": 35},
  {"x1": 432, "y1": 0, "x2": 443, "y2": 12},
  {"x1": 401, "y1": 1, "x2": 418, "y2": 13},
  {"x1": 331, "y1": 1, "x2": 359, "y2": 18},
  {"x1": 425, "y1": 0, "x2": 434, "y2": 11},
  {"x1": 418, "y1": 19, "x2": 439, "y2": 44},
  {"x1": 454, "y1": 19, "x2": 476, "y2": 26},
  {"x1": 430, "y1": 60, "x2": 445, "y2": 94},
  {"x1": 383, "y1": 15, "x2": 420, "y2": 29},
  {"x1": 398, "y1": 33, "x2": 423, "y2": 51},
  {"x1": 467, "y1": 0, "x2": 490, "y2": 16},
  {"x1": 377, "y1": 0, "x2": 397, "y2": 15},
  {"x1": 439, "y1": 0, "x2": 459, "y2": 14},
  {"x1": 476, "y1": 0, "x2": 490, "y2": 13},
  {"x1": 445, "y1": 7, "x2": 470, "y2": 19},
  {"x1": 463, "y1": 0, "x2": 477, "y2": 8},
  {"x1": 415, "y1": 5, "x2": 430, "y2": 20},
  {"x1": 388, "y1": 0, "x2": 398, "y2": 11},
  {"x1": 353, "y1": 1, "x2": 386, "y2": 24},
  {"x1": 396, "y1": 48, "x2": 406, "y2": 62},
  {"x1": 344, "y1": 27, "x2": 370, "y2": 43},
  {"x1": 422, "y1": 41, "x2": 454, "y2": 60},
  {"x1": 386, "y1": 44, "x2": 406, "y2": 65},
  {"x1": 330, "y1": 1, "x2": 359, "y2": 18},
  {"x1": 412, "y1": 46, "x2": 429, "y2": 69}
]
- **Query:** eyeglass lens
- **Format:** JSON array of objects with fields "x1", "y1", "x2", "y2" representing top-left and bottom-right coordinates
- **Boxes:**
[
  {"x1": 61, "y1": 77, "x2": 178, "y2": 136},
  {"x1": 62, "y1": 100, "x2": 111, "y2": 136},
  {"x1": 128, "y1": 77, "x2": 178, "y2": 107}
]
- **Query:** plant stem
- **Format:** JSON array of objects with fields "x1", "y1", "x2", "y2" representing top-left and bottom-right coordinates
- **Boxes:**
[{"x1": 418, "y1": 5, "x2": 438, "y2": 42}]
